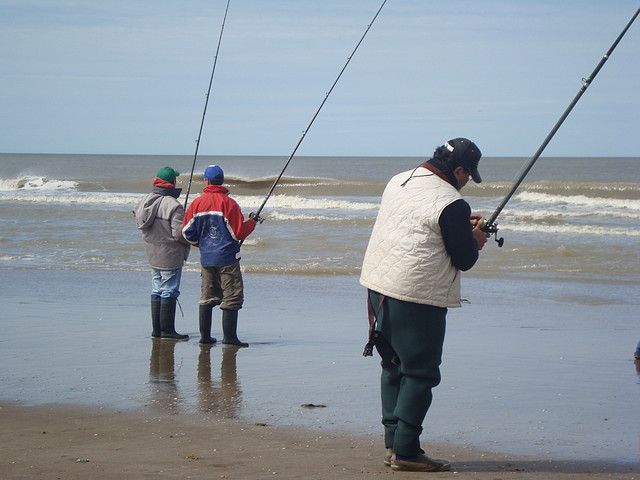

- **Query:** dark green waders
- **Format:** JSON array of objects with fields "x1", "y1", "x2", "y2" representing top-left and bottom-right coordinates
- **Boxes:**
[{"x1": 369, "y1": 290, "x2": 447, "y2": 458}]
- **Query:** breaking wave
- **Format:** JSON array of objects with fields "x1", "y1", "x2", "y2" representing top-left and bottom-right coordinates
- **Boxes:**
[
  {"x1": 515, "y1": 191, "x2": 640, "y2": 211},
  {"x1": 0, "y1": 175, "x2": 78, "y2": 191},
  {"x1": 0, "y1": 190, "x2": 379, "y2": 212}
]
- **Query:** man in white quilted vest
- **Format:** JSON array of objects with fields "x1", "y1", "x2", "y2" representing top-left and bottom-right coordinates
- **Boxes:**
[{"x1": 360, "y1": 137, "x2": 489, "y2": 472}]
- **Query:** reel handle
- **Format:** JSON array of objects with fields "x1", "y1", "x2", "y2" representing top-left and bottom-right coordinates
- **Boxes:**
[{"x1": 480, "y1": 220, "x2": 504, "y2": 248}]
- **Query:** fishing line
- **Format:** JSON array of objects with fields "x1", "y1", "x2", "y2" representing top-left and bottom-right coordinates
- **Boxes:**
[
  {"x1": 249, "y1": 0, "x2": 388, "y2": 223},
  {"x1": 482, "y1": 7, "x2": 639, "y2": 248},
  {"x1": 183, "y1": 0, "x2": 232, "y2": 209}
]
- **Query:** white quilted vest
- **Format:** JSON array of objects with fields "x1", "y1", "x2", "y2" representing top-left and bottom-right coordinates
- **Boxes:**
[{"x1": 360, "y1": 167, "x2": 463, "y2": 308}]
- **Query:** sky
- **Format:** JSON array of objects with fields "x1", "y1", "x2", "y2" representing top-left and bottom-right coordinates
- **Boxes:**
[{"x1": 1, "y1": 1, "x2": 638, "y2": 157}]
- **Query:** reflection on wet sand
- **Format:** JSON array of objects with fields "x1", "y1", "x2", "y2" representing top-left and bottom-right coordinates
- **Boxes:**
[
  {"x1": 147, "y1": 339, "x2": 242, "y2": 418},
  {"x1": 148, "y1": 339, "x2": 181, "y2": 414},
  {"x1": 198, "y1": 345, "x2": 242, "y2": 418}
]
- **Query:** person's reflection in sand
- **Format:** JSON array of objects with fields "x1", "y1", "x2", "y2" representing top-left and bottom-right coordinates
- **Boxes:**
[
  {"x1": 197, "y1": 345, "x2": 242, "y2": 418},
  {"x1": 148, "y1": 339, "x2": 181, "y2": 414}
]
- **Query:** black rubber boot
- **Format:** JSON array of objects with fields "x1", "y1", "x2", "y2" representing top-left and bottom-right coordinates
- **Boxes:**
[
  {"x1": 222, "y1": 309, "x2": 248, "y2": 347},
  {"x1": 199, "y1": 304, "x2": 217, "y2": 345},
  {"x1": 151, "y1": 294, "x2": 161, "y2": 338},
  {"x1": 160, "y1": 297, "x2": 189, "y2": 340}
]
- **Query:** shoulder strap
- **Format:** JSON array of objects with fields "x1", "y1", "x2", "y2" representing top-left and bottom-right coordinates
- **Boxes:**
[{"x1": 363, "y1": 290, "x2": 385, "y2": 357}]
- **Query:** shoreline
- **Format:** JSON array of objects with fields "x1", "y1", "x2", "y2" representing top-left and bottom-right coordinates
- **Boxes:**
[
  {"x1": 2, "y1": 402, "x2": 638, "y2": 480},
  {"x1": 2, "y1": 269, "x2": 639, "y2": 466}
]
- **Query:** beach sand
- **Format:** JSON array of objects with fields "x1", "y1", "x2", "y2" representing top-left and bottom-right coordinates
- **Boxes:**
[
  {"x1": 1, "y1": 269, "x2": 639, "y2": 478},
  {"x1": 2, "y1": 402, "x2": 638, "y2": 480}
]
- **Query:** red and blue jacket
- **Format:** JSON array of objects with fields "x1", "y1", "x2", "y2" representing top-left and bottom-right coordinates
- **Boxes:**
[{"x1": 182, "y1": 185, "x2": 256, "y2": 267}]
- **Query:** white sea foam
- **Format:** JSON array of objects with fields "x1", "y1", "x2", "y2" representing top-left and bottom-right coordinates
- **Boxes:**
[
  {"x1": 477, "y1": 181, "x2": 640, "y2": 193},
  {"x1": 516, "y1": 191, "x2": 640, "y2": 211},
  {"x1": 0, "y1": 176, "x2": 78, "y2": 191},
  {"x1": 0, "y1": 192, "x2": 142, "y2": 205},
  {"x1": 263, "y1": 211, "x2": 374, "y2": 222},
  {"x1": 234, "y1": 194, "x2": 379, "y2": 211},
  {"x1": 496, "y1": 207, "x2": 640, "y2": 221},
  {"x1": 502, "y1": 223, "x2": 640, "y2": 237},
  {"x1": 0, "y1": 191, "x2": 379, "y2": 213},
  {"x1": 266, "y1": 211, "x2": 342, "y2": 222}
]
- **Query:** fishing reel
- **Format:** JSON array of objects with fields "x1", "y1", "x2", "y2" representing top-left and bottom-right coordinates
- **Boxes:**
[
  {"x1": 480, "y1": 220, "x2": 504, "y2": 248},
  {"x1": 250, "y1": 212, "x2": 265, "y2": 224}
]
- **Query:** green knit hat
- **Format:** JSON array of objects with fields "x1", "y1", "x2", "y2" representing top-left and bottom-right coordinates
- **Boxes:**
[{"x1": 156, "y1": 166, "x2": 180, "y2": 184}]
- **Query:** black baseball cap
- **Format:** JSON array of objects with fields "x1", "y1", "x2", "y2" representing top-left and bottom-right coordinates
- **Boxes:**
[{"x1": 444, "y1": 138, "x2": 482, "y2": 183}]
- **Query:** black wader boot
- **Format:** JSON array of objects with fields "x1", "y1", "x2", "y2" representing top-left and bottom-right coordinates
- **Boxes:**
[
  {"x1": 222, "y1": 309, "x2": 248, "y2": 347},
  {"x1": 160, "y1": 297, "x2": 189, "y2": 340},
  {"x1": 151, "y1": 294, "x2": 162, "y2": 338},
  {"x1": 199, "y1": 304, "x2": 217, "y2": 345}
]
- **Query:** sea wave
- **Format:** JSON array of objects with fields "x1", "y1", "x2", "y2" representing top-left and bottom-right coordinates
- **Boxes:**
[
  {"x1": 515, "y1": 191, "x2": 640, "y2": 211},
  {"x1": 502, "y1": 223, "x2": 640, "y2": 237},
  {"x1": 0, "y1": 175, "x2": 78, "y2": 191},
  {"x1": 0, "y1": 191, "x2": 142, "y2": 205},
  {"x1": 263, "y1": 211, "x2": 375, "y2": 224},
  {"x1": 470, "y1": 181, "x2": 640, "y2": 199},
  {"x1": 493, "y1": 206, "x2": 640, "y2": 222},
  {"x1": 242, "y1": 263, "x2": 361, "y2": 276},
  {"x1": 0, "y1": 173, "x2": 349, "y2": 191},
  {"x1": 0, "y1": 191, "x2": 380, "y2": 212},
  {"x1": 226, "y1": 174, "x2": 345, "y2": 188},
  {"x1": 236, "y1": 194, "x2": 379, "y2": 211}
]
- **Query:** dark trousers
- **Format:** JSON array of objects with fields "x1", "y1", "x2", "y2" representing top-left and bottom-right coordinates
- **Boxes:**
[{"x1": 369, "y1": 290, "x2": 447, "y2": 457}]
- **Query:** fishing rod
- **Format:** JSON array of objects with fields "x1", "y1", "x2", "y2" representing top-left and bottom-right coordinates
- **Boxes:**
[
  {"x1": 249, "y1": 0, "x2": 388, "y2": 224},
  {"x1": 183, "y1": 0, "x2": 231, "y2": 209},
  {"x1": 481, "y1": 7, "x2": 639, "y2": 248}
]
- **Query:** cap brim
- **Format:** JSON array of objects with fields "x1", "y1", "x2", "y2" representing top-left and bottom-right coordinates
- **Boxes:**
[{"x1": 470, "y1": 167, "x2": 482, "y2": 183}]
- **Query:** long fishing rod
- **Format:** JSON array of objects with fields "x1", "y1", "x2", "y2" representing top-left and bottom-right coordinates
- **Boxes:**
[
  {"x1": 183, "y1": 0, "x2": 231, "y2": 208},
  {"x1": 250, "y1": 0, "x2": 388, "y2": 222},
  {"x1": 482, "y1": 7, "x2": 639, "y2": 248}
]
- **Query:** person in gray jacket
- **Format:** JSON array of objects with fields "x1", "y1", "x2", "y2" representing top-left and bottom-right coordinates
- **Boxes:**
[{"x1": 133, "y1": 167, "x2": 191, "y2": 340}]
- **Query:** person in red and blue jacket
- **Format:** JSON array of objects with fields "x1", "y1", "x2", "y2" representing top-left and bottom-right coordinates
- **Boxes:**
[{"x1": 182, "y1": 164, "x2": 258, "y2": 347}]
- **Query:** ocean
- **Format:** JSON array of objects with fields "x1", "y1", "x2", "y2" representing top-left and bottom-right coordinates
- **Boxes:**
[
  {"x1": 1, "y1": 153, "x2": 639, "y2": 463},
  {"x1": 1, "y1": 153, "x2": 639, "y2": 284}
]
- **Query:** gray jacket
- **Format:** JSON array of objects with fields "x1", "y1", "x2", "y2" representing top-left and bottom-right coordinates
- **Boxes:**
[{"x1": 133, "y1": 186, "x2": 190, "y2": 270}]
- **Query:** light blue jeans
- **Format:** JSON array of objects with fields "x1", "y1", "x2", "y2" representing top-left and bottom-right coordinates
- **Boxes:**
[{"x1": 151, "y1": 268, "x2": 182, "y2": 299}]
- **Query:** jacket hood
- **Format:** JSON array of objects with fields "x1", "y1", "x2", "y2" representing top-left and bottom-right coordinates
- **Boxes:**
[
  {"x1": 134, "y1": 193, "x2": 163, "y2": 230},
  {"x1": 152, "y1": 185, "x2": 182, "y2": 198}
]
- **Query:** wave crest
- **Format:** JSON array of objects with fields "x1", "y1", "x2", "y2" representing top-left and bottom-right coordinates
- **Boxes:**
[
  {"x1": 516, "y1": 191, "x2": 640, "y2": 211},
  {"x1": 0, "y1": 175, "x2": 78, "y2": 191}
]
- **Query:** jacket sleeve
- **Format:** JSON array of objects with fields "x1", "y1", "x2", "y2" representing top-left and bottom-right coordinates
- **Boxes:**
[
  {"x1": 171, "y1": 204, "x2": 191, "y2": 246},
  {"x1": 181, "y1": 203, "x2": 200, "y2": 246},
  {"x1": 438, "y1": 199, "x2": 479, "y2": 271},
  {"x1": 226, "y1": 199, "x2": 256, "y2": 242}
]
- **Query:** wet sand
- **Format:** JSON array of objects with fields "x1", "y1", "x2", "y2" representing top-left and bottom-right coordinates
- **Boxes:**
[
  {"x1": 1, "y1": 269, "x2": 639, "y2": 477},
  {"x1": 2, "y1": 402, "x2": 638, "y2": 480}
]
